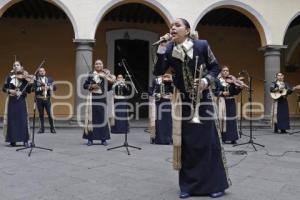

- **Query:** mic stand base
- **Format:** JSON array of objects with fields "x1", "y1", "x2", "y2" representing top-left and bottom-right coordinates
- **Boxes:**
[
  {"x1": 16, "y1": 143, "x2": 53, "y2": 157},
  {"x1": 16, "y1": 97, "x2": 53, "y2": 157},
  {"x1": 233, "y1": 139, "x2": 265, "y2": 151},
  {"x1": 107, "y1": 132, "x2": 141, "y2": 155}
]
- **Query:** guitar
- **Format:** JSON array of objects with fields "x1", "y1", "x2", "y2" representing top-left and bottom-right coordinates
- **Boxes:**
[
  {"x1": 270, "y1": 89, "x2": 288, "y2": 99},
  {"x1": 270, "y1": 84, "x2": 300, "y2": 99}
]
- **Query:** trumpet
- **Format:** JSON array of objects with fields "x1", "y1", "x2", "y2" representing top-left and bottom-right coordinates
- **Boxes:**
[{"x1": 190, "y1": 56, "x2": 204, "y2": 124}]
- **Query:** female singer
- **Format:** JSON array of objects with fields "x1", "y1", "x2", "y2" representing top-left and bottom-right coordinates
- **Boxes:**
[
  {"x1": 83, "y1": 59, "x2": 115, "y2": 146},
  {"x1": 2, "y1": 61, "x2": 33, "y2": 147},
  {"x1": 111, "y1": 74, "x2": 130, "y2": 133},
  {"x1": 270, "y1": 72, "x2": 293, "y2": 133},
  {"x1": 155, "y1": 18, "x2": 230, "y2": 198},
  {"x1": 216, "y1": 66, "x2": 242, "y2": 144}
]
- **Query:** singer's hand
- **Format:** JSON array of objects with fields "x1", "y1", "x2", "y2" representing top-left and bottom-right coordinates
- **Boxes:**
[
  {"x1": 222, "y1": 91, "x2": 230, "y2": 96},
  {"x1": 161, "y1": 33, "x2": 171, "y2": 40},
  {"x1": 9, "y1": 89, "x2": 17, "y2": 96},
  {"x1": 194, "y1": 79, "x2": 207, "y2": 91},
  {"x1": 90, "y1": 84, "x2": 100, "y2": 89}
]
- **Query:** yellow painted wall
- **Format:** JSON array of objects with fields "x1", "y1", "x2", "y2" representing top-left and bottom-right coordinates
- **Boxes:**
[{"x1": 0, "y1": 18, "x2": 75, "y2": 118}]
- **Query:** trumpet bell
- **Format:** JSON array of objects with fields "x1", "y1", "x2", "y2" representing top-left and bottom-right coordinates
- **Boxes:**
[{"x1": 190, "y1": 116, "x2": 202, "y2": 123}]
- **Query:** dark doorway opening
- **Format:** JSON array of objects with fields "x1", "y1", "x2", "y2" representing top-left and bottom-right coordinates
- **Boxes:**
[{"x1": 114, "y1": 39, "x2": 149, "y2": 118}]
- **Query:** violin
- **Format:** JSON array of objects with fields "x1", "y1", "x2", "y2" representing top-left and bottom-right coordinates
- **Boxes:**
[
  {"x1": 15, "y1": 70, "x2": 35, "y2": 83},
  {"x1": 293, "y1": 85, "x2": 300, "y2": 92},
  {"x1": 225, "y1": 75, "x2": 249, "y2": 89},
  {"x1": 98, "y1": 68, "x2": 116, "y2": 83}
]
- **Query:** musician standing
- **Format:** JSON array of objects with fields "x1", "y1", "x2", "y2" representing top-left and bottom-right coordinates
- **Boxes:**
[
  {"x1": 2, "y1": 61, "x2": 33, "y2": 147},
  {"x1": 155, "y1": 18, "x2": 230, "y2": 198},
  {"x1": 149, "y1": 75, "x2": 173, "y2": 145},
  {"x1": 34, "y1": 67, "x2": 56, "y2": 134},
  {"x1": 83, "y1": 59, "x2": 115, "y2": 146},
  {"x1": 216, "y1": 66, "x2": 242, "y2": 144},
  {"x1": 270, "y1": 72, "x2": 293, "y2": 133},
  {"x1": 111, "y1": 74, "x2": 130, "y2": 134}
]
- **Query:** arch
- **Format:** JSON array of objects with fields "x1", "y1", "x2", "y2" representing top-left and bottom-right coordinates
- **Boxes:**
[
  {"x1": 286, "y1": 36, "x2": 300, "y2": 63},
  {"x1": 192, "y1": 0, "x2": 271, "y2": 46},
  {"x1": 0, "y1": 0, "x2": 78, "y2": 38},
  {"x1": 106, "y1": 29, "x2": 159, "y2": 86},
  {"x1": 282, "y1": 11, "x2": 300, "y2": 45},
  {"x1": 93, "y1": 0, "x2": 173, "y2": 38}
]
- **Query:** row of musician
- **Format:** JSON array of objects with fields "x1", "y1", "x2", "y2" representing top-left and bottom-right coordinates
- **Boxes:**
[{"x1": 2, "y1": 59, "x2": 300, "y2": 147}]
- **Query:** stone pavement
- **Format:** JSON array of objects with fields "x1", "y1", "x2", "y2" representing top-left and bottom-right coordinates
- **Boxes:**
[{"x1": 0, "y1": 125, "x2": 300, "y2": 200}]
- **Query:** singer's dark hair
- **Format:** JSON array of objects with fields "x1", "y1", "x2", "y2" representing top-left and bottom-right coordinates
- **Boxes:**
[
  {"x1": 178, "y1": 18, "x2": 190, "y2": 29},
  {"x1": 178, "y1": 18, "x2": 191, "y2": 37}
]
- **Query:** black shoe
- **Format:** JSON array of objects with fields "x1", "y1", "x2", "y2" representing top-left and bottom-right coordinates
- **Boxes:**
[
  {"x1": 210, "y1": 191, "x2": 225, "y2": 198},
  {"x1": 10, "y1": 142, "x2": 16, "y2": 147},
  {"x1": 101, "y1": 140, "x2": 108, "y2": 146},
  {"x1": 150, "y1": 138, "x2": 155, "y2": 144},
  {"x1": 23, "y1": 142, "x2": 29, "y2": 148},
  {"x1": 231, "y1": 140, "x2": 237, "y2": 144},
  {"x1": 179, "y1": 192, "x2": 190, "y2": 199},
  {"x1": 50, "y1": 128, "x2": 56, "y2": 134},
  {"x1": 38, "y1": 129, "x2": 44, "y2": 134},
  {"x1": 280, "y1": 130, "x2": 288, "y2": 134},
  {"x1": 87, "y1": 140, "x2": 93, "y2": 146}
]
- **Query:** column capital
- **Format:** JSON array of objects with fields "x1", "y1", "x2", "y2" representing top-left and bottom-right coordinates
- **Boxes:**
[
  {"x1": 73, "y1": 38, "x2": 95, "y2": 44},
  {"x1": 73, "y1": 39, "x2": 95, "y2": 51},
  {"x1": 258, "y1": 45, "x2": 287, "y2": 52}
]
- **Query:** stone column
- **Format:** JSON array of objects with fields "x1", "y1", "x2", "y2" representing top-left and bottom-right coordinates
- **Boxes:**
[
  {"x1": 260, "y1": 45, "x2": 287, "y2": 119},
  {"x1": 73, "y1": 39, "x2": 95, "y2": 122}
]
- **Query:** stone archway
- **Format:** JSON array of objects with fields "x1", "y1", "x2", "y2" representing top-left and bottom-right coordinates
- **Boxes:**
[{"x1": 192, "y1": 0, "x2": 271, "y2": 46}]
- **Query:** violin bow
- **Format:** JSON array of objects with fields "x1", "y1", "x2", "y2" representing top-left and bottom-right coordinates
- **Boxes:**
[
  {"x1": 17, "y1": 59, "x2": 46, "y2": 100},
  {"x1": 81, "y1": 54, "x2": 92, "y2": 72}
]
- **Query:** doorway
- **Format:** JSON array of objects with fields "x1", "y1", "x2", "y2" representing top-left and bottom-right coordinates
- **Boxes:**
[{"x1": 114, "y1": 39, "x2": 149, "y2": 118}]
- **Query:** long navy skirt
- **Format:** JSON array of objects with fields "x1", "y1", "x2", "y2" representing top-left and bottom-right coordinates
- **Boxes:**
[
  {"x1": 111, "y1": 98, "x2": 129, "y2": 134},
  {"x1": 83, "y1": 94, "x2": 110, "y2": 141},
  {"x1": 155, "y1": 98, "x2": 172, "y2": 144},
  {"x1": 276, "y1": 98, "x2": 290, "y2": 130},
  {"x1": 5, "y1": 96, "x2": 29, "y2": 143},
  {"x1": 222, "y1": 98, "x2": 239, "y2": 142},
  {"x1": 179, "y1": 95, "x2": 229, "y2": 195}
]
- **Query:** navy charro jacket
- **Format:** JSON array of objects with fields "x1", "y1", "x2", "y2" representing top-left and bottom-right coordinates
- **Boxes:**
[
  {"x1": 154, "y1": 39, "x2": 220, "y2": 96},
  {"x1": 34, "y1": 76, "x2": 56, "y2": 98}
]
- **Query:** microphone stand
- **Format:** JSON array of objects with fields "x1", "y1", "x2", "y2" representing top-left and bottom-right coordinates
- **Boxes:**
[
  {"x1": 234, "y1": 71, "x2": 265, "y2": 151},
  {"x1": 107, "y1": 59, "x2": 141, "y2": 155},
  {"x1": 16, "y1": 94, "x2": 53, "y2": 156},
  {"x1": 238, "y1": 87, "x2": 255, "y2": 139},
  {"x1": 120, "y1": 59, "x2": 138, "y2": 94}
]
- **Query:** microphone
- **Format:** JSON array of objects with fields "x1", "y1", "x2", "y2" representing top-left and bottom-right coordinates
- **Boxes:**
[{"x1": 152, "y1": 34, "x2": 171, "y2": 46}]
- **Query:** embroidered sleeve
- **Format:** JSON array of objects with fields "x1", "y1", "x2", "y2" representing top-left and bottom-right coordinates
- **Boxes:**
[
  {"x1": 207, "y1": 45, "x2": 217, "y2": 65},
  {"x1": 203, "y1": 41, "x2": 220, "y2": 89},
  {"x1": 270, "y1": 82, "x2": 278, "y2": 92}
]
